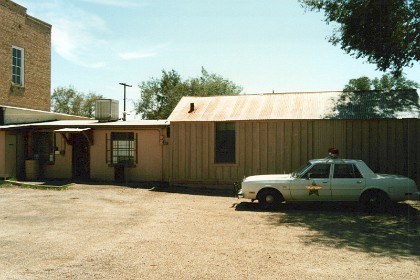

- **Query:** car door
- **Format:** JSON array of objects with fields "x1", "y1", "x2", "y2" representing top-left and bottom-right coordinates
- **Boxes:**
[
  {"x1": 330, "y1": 163, "x2": 366, "y2": 201},
  {"x1": 290, "y1": 163, "x2": 332, "y2": 201}
]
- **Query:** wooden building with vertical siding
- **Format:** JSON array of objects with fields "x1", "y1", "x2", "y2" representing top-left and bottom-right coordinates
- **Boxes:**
[{"x1": 167, "y1": 92, "x2": 420, "y2": 189}]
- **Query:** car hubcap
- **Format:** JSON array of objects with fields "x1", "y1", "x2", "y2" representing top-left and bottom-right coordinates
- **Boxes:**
[{"x1": 266, "y1": 195, "x2": 274, "y2": 203}]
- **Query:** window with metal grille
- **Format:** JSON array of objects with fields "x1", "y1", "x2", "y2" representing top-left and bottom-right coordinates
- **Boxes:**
[
  {"x1": 107, "y1": 132, "x2": 137, "y2": 165},
  {"x1": 32, "y1": 131, "x2": 54, "y2": 163},
  {"x1": 12, "y1": 46, "x2": 24, "y2": 86}
]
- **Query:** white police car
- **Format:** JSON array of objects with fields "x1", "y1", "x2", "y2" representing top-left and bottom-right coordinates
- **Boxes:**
[{"x1": 238, "y1": 149, "x2": 420, "y2": 211}]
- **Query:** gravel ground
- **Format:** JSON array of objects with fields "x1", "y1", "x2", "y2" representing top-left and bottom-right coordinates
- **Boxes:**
[{"x1": 0, "y1": 183, "x2": 419, "y2": 280}]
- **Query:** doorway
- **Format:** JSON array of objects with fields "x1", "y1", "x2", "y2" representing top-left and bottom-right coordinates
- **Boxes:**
[
  {"x1": 72, "y1": 134, "x2": 90, "y2": 180},
  {"x1": 5, "y1": 134, "x2": 17, "y2": 177}
]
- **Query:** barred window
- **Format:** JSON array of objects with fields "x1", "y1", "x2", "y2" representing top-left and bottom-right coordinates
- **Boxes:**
[
  {"x1": 110, "y1": 132, "x2": 136, "y2": 165},
  {"x1": 32, "y1": 132, "x2": 54, "y2": 163}
]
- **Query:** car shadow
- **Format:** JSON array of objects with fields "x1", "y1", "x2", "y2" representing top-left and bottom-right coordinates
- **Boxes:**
[{"x1": 235, "y1": 201, "x2": 420, "y2": 258}]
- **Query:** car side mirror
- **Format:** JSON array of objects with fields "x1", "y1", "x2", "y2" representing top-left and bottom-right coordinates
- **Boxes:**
[{"x1": 306, "y1": 173, "x2": 312, "y2": 180}]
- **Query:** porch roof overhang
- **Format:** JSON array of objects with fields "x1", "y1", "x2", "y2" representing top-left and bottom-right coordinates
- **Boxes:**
[{"x1": 54, "y1": 128, "x2": 93, "y2": 145}]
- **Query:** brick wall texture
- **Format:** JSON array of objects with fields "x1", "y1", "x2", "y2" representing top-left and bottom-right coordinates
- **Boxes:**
[{"x1": 0, "y1": 0, "x2": 51, "y2": 111}]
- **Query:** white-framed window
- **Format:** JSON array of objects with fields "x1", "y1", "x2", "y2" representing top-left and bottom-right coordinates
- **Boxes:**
[{"x1": 12, "y1": 46, "x2": 24, "y2": 86}]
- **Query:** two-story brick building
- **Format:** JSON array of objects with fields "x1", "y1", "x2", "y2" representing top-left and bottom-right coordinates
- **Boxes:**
[{"x1": 0, "y1": 0, "x2": 51, "y2": 111}]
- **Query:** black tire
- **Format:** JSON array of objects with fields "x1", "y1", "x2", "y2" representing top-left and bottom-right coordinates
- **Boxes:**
[
  {"x1": 359, "y1": 190, "x2": 391, "y2": 213},
  {"x1": 258, "y1": 189, "x2": 282, "y2": 209}
]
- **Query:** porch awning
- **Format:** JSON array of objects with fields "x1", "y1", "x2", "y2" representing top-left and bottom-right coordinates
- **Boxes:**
[
  {"x1": 54, "y1": 128, "x2": 93, "y2": 145},
  {"x1": 54, "y1": 128, "x2": 91, "y2": 133}
]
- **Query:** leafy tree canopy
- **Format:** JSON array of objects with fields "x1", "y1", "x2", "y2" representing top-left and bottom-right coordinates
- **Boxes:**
[
  {"x1": 327, "y1": 74, "x2": 419, "y2": 119},
  {"x1": 134, "y1": 67, "x2": 243, "y2": 120},
  {"x1": 300, "y1": 0, "x2": 419, "y2": 76},
  {"x1": 51, "y1": 86, "x2": 104, "y2": 118},
  {"x1": 344, "y1": 73, "x2": 420, "y2": 91}
]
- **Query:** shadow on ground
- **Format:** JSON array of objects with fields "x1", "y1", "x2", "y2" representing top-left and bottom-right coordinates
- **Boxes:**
[
  {"x1": 2, "y1": 180, "x2": 238, "y2": 197},
  {"x1": 236, "y1": 201, "x2": 420, "y2": 258},
  {"x1": 148, "y1": 184, "x2": 236, "y2": 198}
]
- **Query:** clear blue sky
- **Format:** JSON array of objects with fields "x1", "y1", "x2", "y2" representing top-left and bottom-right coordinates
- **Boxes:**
[{"x1": 15, "y1": 0, "x2": 420, "y2": 118}]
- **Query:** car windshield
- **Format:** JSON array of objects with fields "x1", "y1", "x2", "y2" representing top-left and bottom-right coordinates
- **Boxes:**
[{"x1": 292, "y1": 162, "x2": 312, "y2": 178}]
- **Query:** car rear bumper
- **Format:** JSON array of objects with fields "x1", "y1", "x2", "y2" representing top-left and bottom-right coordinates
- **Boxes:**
[{"x1": 406, "y1": 191, "x2": 420, "y2": 201}]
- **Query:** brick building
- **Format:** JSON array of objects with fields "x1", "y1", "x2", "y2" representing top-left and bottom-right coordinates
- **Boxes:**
[{"x1": 0, "y1": 0, "x2": 51, "y2": 111}]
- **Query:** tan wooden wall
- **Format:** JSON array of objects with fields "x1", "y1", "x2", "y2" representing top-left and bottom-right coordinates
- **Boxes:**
[{"x1": 169, "y1": 119, "x2": 420, "y2": 188}]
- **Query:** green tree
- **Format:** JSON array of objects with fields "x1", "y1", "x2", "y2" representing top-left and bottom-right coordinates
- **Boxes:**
[
  {"x1": 51, "y1": 86, "x2": 104, "y2": 118},
  {"x1": 134, "y1": 67, "x2": 243, "y2": 119},
  {"x1": 344, "y1": 74, "x2": 420, "y2": 91},
  {"x1": 371, "y1": 74, "x2": 420, "y2": 91},
  {"x1": 328, "y1": 74, "x2": 419, "y2": 119},
  {"x1": 82, "y1": 92, "x2": 104, "y2": 117},
  {"x1": 300, "y1": 0, "x2": 419, "y2": 76},
  {"x1": 343, "y1": 76, "x2": 372, "y2": 91}
]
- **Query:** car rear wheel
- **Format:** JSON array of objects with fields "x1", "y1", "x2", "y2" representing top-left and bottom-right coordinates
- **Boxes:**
[
  {"x1": 359, "y1": 190, "x2": 391, "y2": 213},
  {"x1": 258, "y1": 189, "x2": 282, "y2": 209}
]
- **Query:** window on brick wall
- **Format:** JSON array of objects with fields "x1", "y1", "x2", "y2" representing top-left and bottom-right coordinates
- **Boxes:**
[{"x1": 12, "y1": 46, "x2": 24, "y2": 86}]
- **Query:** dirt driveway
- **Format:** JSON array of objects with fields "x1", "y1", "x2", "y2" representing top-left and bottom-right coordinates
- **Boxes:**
[{"x1": 0, "y1": 183, "x2": 419, "y2": 279}]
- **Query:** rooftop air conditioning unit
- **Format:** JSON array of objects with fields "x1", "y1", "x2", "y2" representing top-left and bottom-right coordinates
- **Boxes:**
[{"x1": 95, "y1": 99, "x2": 119, "y2": 122}]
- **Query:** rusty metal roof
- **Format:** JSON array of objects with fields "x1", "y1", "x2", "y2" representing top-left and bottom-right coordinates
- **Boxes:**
[
  {"x1": 168, "y1": 92, "x2": 340, "y2": 121},
  {"x1": 168, "y1": 91, "x2": 420, "y2": 121}
]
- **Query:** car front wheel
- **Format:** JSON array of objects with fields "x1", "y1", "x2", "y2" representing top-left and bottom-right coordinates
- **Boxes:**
[{"x1": 258, "y1": 189, "x2": 282, "y2": 209}]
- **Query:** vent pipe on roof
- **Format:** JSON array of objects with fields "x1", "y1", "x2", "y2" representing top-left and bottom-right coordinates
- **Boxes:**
[{"x1": 188, "y1": 102, "x2": 195, "y2": 113}]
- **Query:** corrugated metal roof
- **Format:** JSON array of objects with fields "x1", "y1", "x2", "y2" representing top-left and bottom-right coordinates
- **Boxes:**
[
  {"x1": 168, "y1": 91, "x2": 420, "y2": 121},
  {"x1": 168, "y1": 92, "x2": 340, "y2": 121}
]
